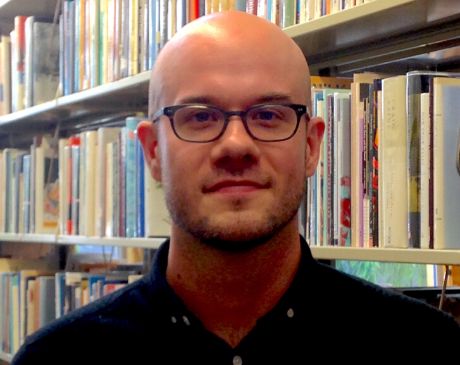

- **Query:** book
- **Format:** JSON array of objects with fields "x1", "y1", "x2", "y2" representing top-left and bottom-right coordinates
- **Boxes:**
[
  {"x1": 34, "y1": 137, "x2": 60, "y2": 234},
  {"x1": 381, "y1": 75, "x2": 408, "y2": 248},
  {"x1": 335, "y1": 92, "x2": 352, "y2": 246},
  {"x1": 96, "y1": 127, "x2": 122, "y2": 237},
  {"x1": 0, "y1": 36, "x2": 12, "y2": 115},
  {"x1": 125, "y1": 118, "x2": 142, "y2": 238},
  {"x1": 72, "y1": 144, "x2": 81, "y2": 235},
  {"x1": 13, "y1": 17, "x2": 27, "y2": 111},
  {"x1": 83, "y1": 131, "x2": 98, "y2": 236},
  {"x1": 24, "y1": 17, "x2": 60, "y2": 107},
  {"x1": 22, "y1": 155, "x2": 31, "y2": 234},
  {"x1": 432, "y1": 77, "x2": 460, "y2": 249},
  {"x1": 58, "y1": 139, "x2": 69, "y2": 234},
  {"x1": 38, "y1": 276, "x2": 56, "y2": 328}
]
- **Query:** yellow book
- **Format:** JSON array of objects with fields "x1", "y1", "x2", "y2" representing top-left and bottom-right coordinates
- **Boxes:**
[{"x1": 129, "y1": 0, "x2": 139, "y2": 76}]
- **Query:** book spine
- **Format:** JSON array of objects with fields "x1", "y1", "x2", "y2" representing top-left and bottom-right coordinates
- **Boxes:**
[
  {"x1": 137, "y1": 136, "x2": 145, "y2": 237},
  {"x1": 14, "y1": 17, "x2": 26, "y2": 111},
  {"x1": 72, "y1": 146, "x2": 80, "y2": 235},
  {"x1": 22, "y1": 155, "x2": 31, "y2": 234},
  {"x1": 148, "y1": 0, "x2": 157, "y2": 69},
  {"x1": 125, "y1": 118, "x2": 141, "y2": 237},
  {"x1": 120, "y1": 0, "x2": 130, "y2": 78},
  {"x1": 1, "y1": 36, "x2": 12, "y2": 114},
  {"x1": 119, "y1": 127, "x2": 127, "y2": 237}
]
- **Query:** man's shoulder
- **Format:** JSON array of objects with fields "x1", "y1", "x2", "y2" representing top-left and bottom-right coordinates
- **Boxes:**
[{"x1": 311, "y1": 261, "x2": 459, "y2": 330}]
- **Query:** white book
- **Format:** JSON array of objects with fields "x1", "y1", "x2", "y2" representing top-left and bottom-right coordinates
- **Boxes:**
[
  {"x1": 381, "y1": 75, "x2": 408, "y2": 248},
  {"x1": 420, "y1": 93, "x2": 430, "y2": 249},
  {"x1": 84, "y1": 131, "x2": 98, "y2": 237},
  {"x1": 79, "y1": 133, "x2": 87, "y2": 235},
  {"x1": 335, "y1": 93, "x2": 351, "y2": 246},
  {"x1": 96, "y1": 127, "x2": 122, "y2": 237},
  {"x1": 58, "y1": 139, "x2": 69, "y2": 235},
  {"x1": 1, "y1": 35, "x2": 12, "y2": 114},
  {"x1": 433, "y1": 77, "x2": 460, "y2": 249},
  {"x1": 145, "y1": 166, "x2": 171, "y2": 237}
]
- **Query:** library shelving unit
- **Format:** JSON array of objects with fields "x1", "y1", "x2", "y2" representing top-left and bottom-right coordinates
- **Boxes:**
[
  {"x1": 1, "y1": 0, "x2": 460, "y2": 361},
  {"x1": 1, "y1": 0, "x2": 460, "y2": 265}
]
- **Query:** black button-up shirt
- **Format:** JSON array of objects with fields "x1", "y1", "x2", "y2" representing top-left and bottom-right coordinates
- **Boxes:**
[{"x1": 12, "y1": 237, "x2": 460, "y2": 364}]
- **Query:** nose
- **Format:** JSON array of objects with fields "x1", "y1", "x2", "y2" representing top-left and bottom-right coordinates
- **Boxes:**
[{"x1": 210, "y1": 115, "x2": 261, "y2": 173}]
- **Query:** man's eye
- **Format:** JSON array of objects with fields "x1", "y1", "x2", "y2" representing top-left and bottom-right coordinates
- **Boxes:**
[{"x1": 257, "y1": 111, "x2": 276, "y2": 120}]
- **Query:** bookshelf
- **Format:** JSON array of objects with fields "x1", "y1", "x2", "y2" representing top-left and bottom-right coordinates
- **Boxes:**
[
  {"x1": 0, "y1": 71, "x2": 150, "y2": 149},
  {"x1": 2, "y1": 233, "x2": 460, "y2": 265},
  {"x1": 0, "y1": 1, "x2": 460, "y2": 362},
  {"x1": 0, "y1": 0, "x2": 459, "y2": 261},
  {"x1": 284, "y1": 0, "x2": 460, "y2": 75}
]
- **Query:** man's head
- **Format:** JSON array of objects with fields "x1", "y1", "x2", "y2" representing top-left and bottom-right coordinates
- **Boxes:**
[{"x1": 138, "y1": 11, "x2": 324, "y2": 252}]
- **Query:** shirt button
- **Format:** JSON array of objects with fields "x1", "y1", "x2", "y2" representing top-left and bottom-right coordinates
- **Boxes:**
[
  {"x1": 171, "y1": 316, "x2": 177, "y2": 324},
  {"x1": 183, "y1": 316, "x2": 191, "y2": 326},
  {"x1": 287, "y1": 308, "x2": 294, "y2": 318},
  {"x1": 233, "y1": 355, "x2": 242, "y2": 365}
]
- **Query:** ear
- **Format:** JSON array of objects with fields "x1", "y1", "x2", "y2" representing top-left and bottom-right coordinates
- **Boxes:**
[
  {"x1": 305, "y1": 116, "x2": 325, "y2": 178},
  {"x1": 137, "y1": 121, "x2": 162, "y2": 182}
]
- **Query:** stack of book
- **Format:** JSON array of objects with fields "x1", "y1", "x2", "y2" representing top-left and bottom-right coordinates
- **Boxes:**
[
  {"x1": 0, "y1": 257, "x2": 142, "y2": 356},
  {"x1": 0, "y1": 116, "x2": 171, "y2": 241},
  {"x1": 306, "y1": 72, "x2": 460, "y2": 250},
  {"x1": 0, "y1": 0, "x2": 378, "y2": 116}
]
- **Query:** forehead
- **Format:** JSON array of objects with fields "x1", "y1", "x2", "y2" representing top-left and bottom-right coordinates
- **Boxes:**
[{"x1": 156, "y1": 30, "x2": 309, "y2": 108}]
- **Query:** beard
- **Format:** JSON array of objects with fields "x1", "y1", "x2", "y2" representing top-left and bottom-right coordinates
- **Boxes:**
[{"x1": 163, "y1": 173, "x2": 306, "y2": 253}]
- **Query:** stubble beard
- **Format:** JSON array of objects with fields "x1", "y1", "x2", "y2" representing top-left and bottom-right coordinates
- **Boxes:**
[{"x1": 163, "y1": 176, "x2": 305, "y2": 253}]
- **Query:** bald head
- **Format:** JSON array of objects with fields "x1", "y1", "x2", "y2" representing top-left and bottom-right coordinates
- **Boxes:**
[{"x1": 148, "y1": 11, "x2": 311, "y2": 121}]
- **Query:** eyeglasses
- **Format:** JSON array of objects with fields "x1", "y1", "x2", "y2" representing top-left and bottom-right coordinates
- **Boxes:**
[{"x1": 152, "y1": 103, "x2": 310, "y2": 143}]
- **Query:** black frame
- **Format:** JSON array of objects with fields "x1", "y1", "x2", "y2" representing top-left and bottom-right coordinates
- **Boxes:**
[{"x1": 152, "y1": 103, "x2": 311, "y2": 143}]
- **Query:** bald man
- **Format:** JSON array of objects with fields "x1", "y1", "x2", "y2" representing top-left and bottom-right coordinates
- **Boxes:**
[{"x1": 12, "y1": 11, "x2": 460, "y2": 365}]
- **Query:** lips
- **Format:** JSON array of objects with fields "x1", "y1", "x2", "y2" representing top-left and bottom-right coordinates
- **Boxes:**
[{"x1": 203, "y1": 180, "x2": 269, "y2": 194}]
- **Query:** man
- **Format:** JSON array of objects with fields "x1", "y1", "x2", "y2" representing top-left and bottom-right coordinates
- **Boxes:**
[{"x1": 13, "y1": 11, "x2": 460, "y2": 365}]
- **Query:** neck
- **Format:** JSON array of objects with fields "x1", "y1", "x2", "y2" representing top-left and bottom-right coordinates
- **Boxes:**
[{"x1": 166, "y1": 220, "x2": 302, "y2": 348}]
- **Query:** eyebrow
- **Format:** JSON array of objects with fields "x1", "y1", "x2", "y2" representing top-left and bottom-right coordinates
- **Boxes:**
[{"x1": 176, "y1": 93, "x2": 295, "y2": 106}]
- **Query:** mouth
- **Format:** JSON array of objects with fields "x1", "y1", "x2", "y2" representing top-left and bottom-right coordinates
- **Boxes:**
[{"x1": 203, "y1": 180, "x2": 270, "y2": 194}]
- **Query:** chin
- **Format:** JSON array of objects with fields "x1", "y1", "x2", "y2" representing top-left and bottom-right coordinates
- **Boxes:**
[{"x1": 187, "y1": 212, "x2": 298, "y2": 253}]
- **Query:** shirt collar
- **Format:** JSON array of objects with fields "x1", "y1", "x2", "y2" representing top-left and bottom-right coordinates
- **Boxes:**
[{"x1": 147, "y1": 235, "x2": 317, "y2": 324}]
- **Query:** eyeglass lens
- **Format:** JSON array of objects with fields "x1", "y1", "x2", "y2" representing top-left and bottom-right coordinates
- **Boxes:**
[{"x1": 173, "y1": 105, "x2": 298, "y2": 142}]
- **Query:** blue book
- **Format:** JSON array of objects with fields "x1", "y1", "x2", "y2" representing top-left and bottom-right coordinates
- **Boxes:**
[
  {"x1": 136, "y1": 133, "x2": 145, "y2": 237},
  {"x1": 148, "y1": 0, "x2": 157, "y2": 69},
  {"x1": 74, "y1": 0, "x2": 81, "y2": 92},
  {"x1": 88, "y1": 276, "x2": 105, "y2": 302},
  {"x1": 55, "y1": 273, "x2": 66, "y2": 318},
  {"x1": 125, "y1": 118, "x2": 142, "y2": 237}
]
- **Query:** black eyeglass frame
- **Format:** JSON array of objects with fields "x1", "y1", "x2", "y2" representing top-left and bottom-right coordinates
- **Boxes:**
[{"x1": 152, "y1": 103, "x2": 311, "y2": 143}]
